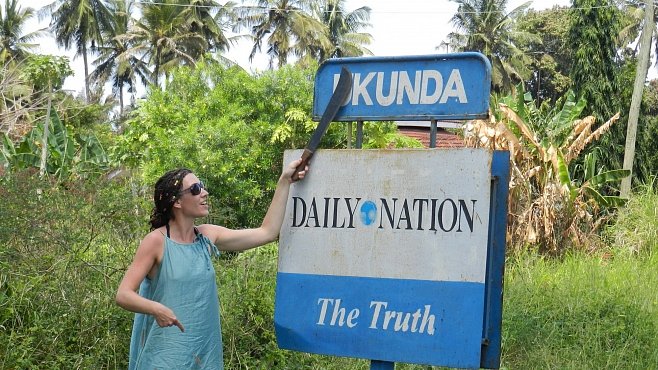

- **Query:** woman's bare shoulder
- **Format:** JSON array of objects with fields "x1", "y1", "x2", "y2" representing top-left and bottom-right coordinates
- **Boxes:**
[
  {"x1": 197, "y1": 224, "x2": 228, "y2": 241},
  {"x1": 139, "y1": 228, "x2": 166, "y2": 251}
]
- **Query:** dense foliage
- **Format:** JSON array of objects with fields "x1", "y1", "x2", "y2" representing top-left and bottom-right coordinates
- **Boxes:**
[
  {"x1": 568, "y1": 0, "x2": 622, "y2": 124},
  {"x1": 568, "y1": 0, "x2": 628, "y2": 174},
  {"x1": 635, "y1": 80, "x2": 658, "y2": 184},
  {"x1": 515, "y1": 6, "x2": 571, "y2": 105}
]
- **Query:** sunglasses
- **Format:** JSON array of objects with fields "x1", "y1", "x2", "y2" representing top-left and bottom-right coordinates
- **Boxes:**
[{"x1": 178, "y1": 181, "x2": 205, "y2": 196}]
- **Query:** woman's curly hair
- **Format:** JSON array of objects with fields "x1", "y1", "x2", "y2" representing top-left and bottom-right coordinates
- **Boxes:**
[{"x1": 150, "y1": 168, "x2": 193, "y2": 230}]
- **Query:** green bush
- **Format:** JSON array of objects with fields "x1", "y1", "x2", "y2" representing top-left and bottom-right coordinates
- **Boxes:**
[{"x1": 0, "y1": 171, "x2": 145, "y2": 369}]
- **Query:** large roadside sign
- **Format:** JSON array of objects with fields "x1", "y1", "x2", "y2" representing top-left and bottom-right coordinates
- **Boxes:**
[
  {"x1": 312, "y1": 53, "x2": 492, "y2": 121},
  {"x1": 275, "y1": 149, "x2": 509, "y2": 368}
]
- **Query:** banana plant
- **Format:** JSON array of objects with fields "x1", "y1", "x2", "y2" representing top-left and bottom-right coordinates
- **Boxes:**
[
  {"x1": 1, "y1": 109, "x2": 110, "y2": 180},
  {"x1": 465, "y1": 85, "x2": 626, "y2": 253}
]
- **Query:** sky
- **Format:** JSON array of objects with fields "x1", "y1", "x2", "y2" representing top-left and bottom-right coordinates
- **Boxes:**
[{"x1": 22, "y1": 0, "x2": 655, "y2": 96}]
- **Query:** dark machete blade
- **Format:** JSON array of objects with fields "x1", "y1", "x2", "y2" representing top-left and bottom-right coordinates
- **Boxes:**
[{"x1": 292, "y1": 67, "x2": 352, "y2": 180}]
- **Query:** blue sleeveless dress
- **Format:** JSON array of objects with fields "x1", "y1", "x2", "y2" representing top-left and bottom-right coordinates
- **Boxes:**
[{"x1": 128, "y1": 230, "x2": 222, "y2": 370}]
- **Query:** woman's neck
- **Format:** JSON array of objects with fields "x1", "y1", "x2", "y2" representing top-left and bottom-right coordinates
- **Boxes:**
[{"x1": 167, "y1": 218, "x2": 197, "y2": 243}]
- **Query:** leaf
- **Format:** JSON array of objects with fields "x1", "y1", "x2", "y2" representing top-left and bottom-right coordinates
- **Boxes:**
[
  {"x1": 582, "y1": 185, "x2": 608, "y2": 206},
  {"x1": 583, "y1": 152, "x2": 597, "y2": 181},
  {"x1": 580, "y1": 112, "x2": 621, "y2": 150},
  {"x1": 1, "y1": 133, "x2": 15, "y2": 164},
  {"x1": 555, "y1": 149, "x2": 576, "y2": 199},
  {"x1": 549, "y1": 90, "x2": 586, "y2": 138},
  {"x1": 500, "y1": 103, "x2": 545, "y2": 158},
  {"x1": 588, "y1": 169, "x2": 630, "y2": 187},
  {"x1": 565, "y1": 116, "x2": 595, "y2": 162},
  {"x1": 601, "y1": 195, "x2": 628, "y2": 208}
]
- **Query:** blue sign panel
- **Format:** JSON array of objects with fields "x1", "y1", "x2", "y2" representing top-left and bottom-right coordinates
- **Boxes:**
[
  {"x1": 276, "y1": 274, "x2": 485, "y2": 368},
  {"x1": 312, "y1": 53, "x2": 491, "y2": 121}
]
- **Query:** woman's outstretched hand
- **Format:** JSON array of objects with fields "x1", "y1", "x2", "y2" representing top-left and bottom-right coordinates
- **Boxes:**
[{"x1": 282, "y1": 158, "x2": 309, "y2": 183}]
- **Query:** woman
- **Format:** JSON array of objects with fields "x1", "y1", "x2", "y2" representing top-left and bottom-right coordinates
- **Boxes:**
[{"x1": 116, "y1": 159, "x2": 307, "y2": 370}]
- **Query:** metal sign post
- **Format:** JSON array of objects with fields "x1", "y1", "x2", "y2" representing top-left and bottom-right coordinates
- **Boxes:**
[{"x1": 275, "y1": 53, "x2": 509, "y2": 369}]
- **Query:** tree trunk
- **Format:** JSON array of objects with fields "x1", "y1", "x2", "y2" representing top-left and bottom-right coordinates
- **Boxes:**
[
  {"x1": 119, "y1": 80, "x2": 124, "y2": 117},
  {"x1": 39, "y1": 81, "x2": 52, "y2": 177},
  {"x1": 154, "y1": 46, "x2": 160, "y2": 87},
  {"x1": 621, "y1": 1, "x2": 655, "y2": 197},
  {"x1": 83, "y1": 44, "x2": 91, "y2": 103}
]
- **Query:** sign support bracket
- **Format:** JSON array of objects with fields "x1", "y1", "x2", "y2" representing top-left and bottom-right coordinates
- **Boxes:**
[
  {"x1": 356, "y1": 121, "x2": 364, "y2": 149},
  {"x1": 370, "y1": 360, "x2": 395, "y2": 370},
  {"x1": 430, "y1": 119, "x2": 437, "y2": 148},
  {"x1": 347, "y1": 121, "x2": 353, "y2": 148}
]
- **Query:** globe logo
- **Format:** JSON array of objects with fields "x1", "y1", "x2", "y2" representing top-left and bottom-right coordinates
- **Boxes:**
[{"x1": 360, "y1": 200, "x2": 377, "y2": 226}]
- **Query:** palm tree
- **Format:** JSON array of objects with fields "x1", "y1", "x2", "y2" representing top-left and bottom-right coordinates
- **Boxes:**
[
  {"x1": 315, "y1": 0, "x2": 373, "y2": 62},
  {"x1": 41, "y1": 0, "x2": 111, "y2": 102},
  {"x1": 0, "y1": 0, "x2": 46, "y2": 63},
  {"x1": 238, "y1": 0, "x2": 330, "y2": 68},
  {"x1": 618, "y1": 0, "x2": 658, "y2": 58},
  {"x1": 444, "y1": 0, "x2": 534, "y2": 93},
  {"x1": 123, "y1": 0, "x2": 206, "y2": 86},
  {"x1": 91, "y1": 0, "x2": 149, "y2": 116},
  {"x1": 185, "y1": 0, "x2": 234, "y2": 55}
]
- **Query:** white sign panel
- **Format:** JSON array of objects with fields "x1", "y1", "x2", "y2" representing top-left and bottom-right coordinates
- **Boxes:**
[{"x1": 275, "y1": 149, "x2": 493, "y2": 368}]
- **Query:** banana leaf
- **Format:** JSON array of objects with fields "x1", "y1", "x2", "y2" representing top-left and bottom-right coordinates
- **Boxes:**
[
  {"x1": 555, "y1": 149, "x2": 576, "y2": 200},
  {"x1": 588, "y1": 169, "x2": 631, "y2": 187},
  {"x1": 602, "y1": 195, "x2": 628, "y2": 207},
  {"x1": 583, "y1": 152, "x2": 597, "y2": 182},
  {"x1": 581, "y1": 185, "x2": 628, "y2": 208},
  {"x1": 12, "y1": 128, "x2": 41, "y2": 168},
  {"x1": 1, "y1": 133, "x2": 14, "y2": 165},
  {"x1": 548, "y1": 90, "x2": 587, "y2": 145}
]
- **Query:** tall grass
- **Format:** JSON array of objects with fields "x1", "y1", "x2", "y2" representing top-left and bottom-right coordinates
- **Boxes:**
[
  {"x1": 501, "y1": 183, "x2": 658, "y2": 369},
  {"x1": 605, "y1": 181, "x2": 658, "y2": 255},
  {"x1": 502, "y1": 250, "x2": 658, "y2": 369}
]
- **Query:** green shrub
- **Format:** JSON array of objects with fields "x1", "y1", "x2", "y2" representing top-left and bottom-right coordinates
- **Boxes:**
[
  {"x1": 113, "y1": 63, "x2": 332, "y2": 229},
  {"x1": 0, "y1": 171, "x2": 146, "y2": 369}
]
